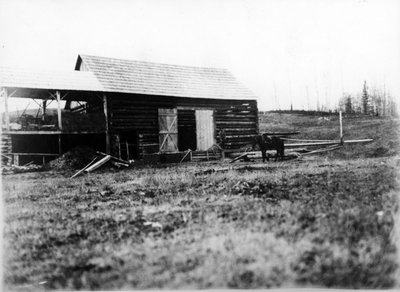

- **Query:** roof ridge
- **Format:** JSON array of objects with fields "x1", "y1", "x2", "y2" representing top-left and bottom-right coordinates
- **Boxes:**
[{"x1": 79, "y1": 54, "x2": 231, "y2": 73}]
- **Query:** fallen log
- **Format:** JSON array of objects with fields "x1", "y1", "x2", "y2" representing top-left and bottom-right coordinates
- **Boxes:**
[
  {"x1": 96, "y1": 151, "x2": 130, "y2": 164},
  {"x1": 85, "y1": 155, "x2": 111, "y2": 172}
]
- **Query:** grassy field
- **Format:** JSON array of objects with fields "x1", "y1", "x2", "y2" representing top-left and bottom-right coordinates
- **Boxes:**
[{"x1": 2, "y1": 112, "x2": 400, "y2": 290}]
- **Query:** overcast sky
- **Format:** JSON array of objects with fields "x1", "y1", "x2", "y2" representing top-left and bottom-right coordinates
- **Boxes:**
[{"x1": 0, "y1": 0, "x2": 399, "y2": 111}]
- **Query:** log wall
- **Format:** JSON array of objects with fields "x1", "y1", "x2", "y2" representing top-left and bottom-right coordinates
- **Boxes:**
[{"x1": 107, "y1": 93, "x2": 258, "y2": 156}]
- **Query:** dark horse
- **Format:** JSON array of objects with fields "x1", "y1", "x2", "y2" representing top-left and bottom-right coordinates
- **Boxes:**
[{"x1": 252, "y1": 134, "x2": 284, "y2": 162}]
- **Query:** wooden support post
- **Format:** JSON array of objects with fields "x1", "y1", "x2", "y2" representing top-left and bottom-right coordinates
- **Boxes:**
[
  {"x1": 14, "y1": 154, "x2": 19, "y2": 166},
  {"x1": 339, "y1": 111, "x2": 343, "y2": 145},
  {"x1": 58, "y1": 134, "x2": 62, "y2": 155},
  {"x1": 42, "y1": 156, "x2": 46, "y2": 166},
  {"x1": 42, "y1": 100, "x2": 47, "y2": 121},
  {"x1": 3, "y1": 88, "x2": 10, "y2": 131},
  {"x1": 103, "y1": 94, "x2": 110, "y2": 154},
  {"x1": 126, "y1": 141, "x2": 130, "y2": 161},
  {"x1": 56, "y1": 91, "x2": 62, "y2": 130}
]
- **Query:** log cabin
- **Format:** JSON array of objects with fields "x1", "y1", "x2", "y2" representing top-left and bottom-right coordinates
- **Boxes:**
[{"x1": 0, "y1": 55, "x2": 258, "y2": 164}]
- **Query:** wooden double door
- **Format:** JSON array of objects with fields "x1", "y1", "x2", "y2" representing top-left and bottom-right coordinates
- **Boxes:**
[{"x1": 158, "y1": 108, "x2": 215, "y2": 152}]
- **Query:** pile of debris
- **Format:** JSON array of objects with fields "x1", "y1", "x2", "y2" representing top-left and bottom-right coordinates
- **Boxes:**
[
  {"x1": 70, "y1": 150, "x2": 132, "y2": 178},
  {"x1": 49, "y1": 146, "x2": 97, "y2": 171},
  {"x1": 48, "y1": 145, "x2": 132, "y2": 177}
]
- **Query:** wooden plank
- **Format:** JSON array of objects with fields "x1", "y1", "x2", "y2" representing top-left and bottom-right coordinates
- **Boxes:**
[
  {"x1": 179, "y1": 149, "x2": 192, "y2": 163},
  {"x1": 85, "y1": 155, "x2": 111, "y2": 172}
]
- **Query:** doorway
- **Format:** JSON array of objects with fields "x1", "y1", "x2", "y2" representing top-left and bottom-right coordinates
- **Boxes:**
[
  {"x1": 195, "y1": 110, "x2": 215, "y2": 150},
  {"x1": 178, "y1": 109, "x2": 196, "y2": 151}
]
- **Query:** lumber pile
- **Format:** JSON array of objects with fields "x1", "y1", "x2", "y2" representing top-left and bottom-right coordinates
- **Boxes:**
[{"x1": 71, "y1": 151, "x2": 131, "y2": 178}]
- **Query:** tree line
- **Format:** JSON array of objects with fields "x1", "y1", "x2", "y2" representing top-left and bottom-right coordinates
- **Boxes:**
[{"x1": 339, "y1": 81, "x2": 398, "y2": 117}]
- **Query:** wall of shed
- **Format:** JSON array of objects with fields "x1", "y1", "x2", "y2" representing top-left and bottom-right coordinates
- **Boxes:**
[{"x1": 108, "y1": 93, "x2": 258, "y2": 156}]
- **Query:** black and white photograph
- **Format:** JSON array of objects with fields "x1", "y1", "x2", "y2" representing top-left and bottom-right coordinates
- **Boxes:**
[{"x1": 1, "y1": 0, "x2": 399, "y2": 290}]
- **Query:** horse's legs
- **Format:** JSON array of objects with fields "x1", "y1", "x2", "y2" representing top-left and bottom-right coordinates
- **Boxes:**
[{"x1": 261, "y1": 150, "x2": 268, "y2": 162}]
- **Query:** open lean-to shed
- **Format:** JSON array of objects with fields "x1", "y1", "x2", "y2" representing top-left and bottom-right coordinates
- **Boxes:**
[{"x1": 1, "y1": 55, "x2": 258, "y2": 164}]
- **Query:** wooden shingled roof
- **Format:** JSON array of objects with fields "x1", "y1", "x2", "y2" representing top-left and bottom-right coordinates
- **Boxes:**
[
  {"x1": 76, "y1": 55, "x2": 257, "y2": 100},
  {"x1": 0, "y1": 66, "x2": 104, "y2": 92}
]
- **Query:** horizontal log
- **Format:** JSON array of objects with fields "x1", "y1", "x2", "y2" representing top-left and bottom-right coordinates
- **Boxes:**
[
  {"x1": 285, "y1": 141, "x2": 341, "y2": 148},
  {"x1": 3, "y1": 130, "x2": 106, "y2": 135},
  {"x1": 343, "y1": 139, "x2": 373, "y2": 144},
  {"x1": 216, "y1": 121, "x2": 256, "y2": 125},
  {"x1": 6, "y1": 152, "x2": 59, "y2": 156},
  {"x1": 262, "y1": 132, "x2": 300, "y2": 136}
]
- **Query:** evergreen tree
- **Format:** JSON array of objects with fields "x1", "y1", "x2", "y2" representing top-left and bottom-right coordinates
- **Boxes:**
[{"x1": 345, "y1": 95, "x2": 353, "y2": 113}]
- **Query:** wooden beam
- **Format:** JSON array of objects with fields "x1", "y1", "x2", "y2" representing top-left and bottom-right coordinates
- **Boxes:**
[
  {"x1": 56, "y1": 90, "x2": 62, "y2": 130},
  {"x1": 103, "y1": 94, "x2": 110, "y2": 154},
  {"x1": 3, "y1": 130, "x2": 106, "y2": 135},
  {"x1": 42, "y1": 100, "x2": 47, "y2": 121}
]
